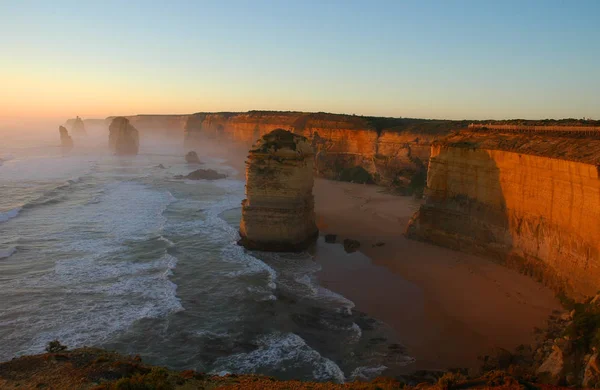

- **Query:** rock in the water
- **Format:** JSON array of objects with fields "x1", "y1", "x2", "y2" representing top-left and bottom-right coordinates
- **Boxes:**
[
  {"x1": 343, "y1": 239, "x2": 361, "y2": 253},
  {"x1": 71, "y1": 116, "x2": 86, "y2": 136},
  {"x1": 156, "y1": 164, "x2": 166, "y2": 169},
  {"x1": 59, "y1": 126, "x2": 73, "y2": 151},
  {"x1": 324, "y1": 234, "x2": 337, "y2": 244},
  {"x1": 109, "y1": 117, "x2": 139, "y2": 156},
  {"x1": 175, "y1": 169, "x2": 226, "y2": 180},
  {"x1": 239, "y1": 129, "x2": 318, "y2": 252},
  {"x1": 185, "y1": 151, "x2": 201, "y2": 164}
]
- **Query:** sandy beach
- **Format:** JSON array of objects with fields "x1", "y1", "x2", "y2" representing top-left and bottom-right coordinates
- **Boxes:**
[{"x1": 312, "y1": 178, "x2": 560, "y2": 372}]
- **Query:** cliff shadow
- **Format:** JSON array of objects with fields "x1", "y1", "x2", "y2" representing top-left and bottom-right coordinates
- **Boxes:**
[{"x1": 408, "y1": 146, "x2": 576, "y2": 295}]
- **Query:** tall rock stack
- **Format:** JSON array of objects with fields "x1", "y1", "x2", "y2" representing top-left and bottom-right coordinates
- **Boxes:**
[
  {"x1": 58, "y1": 126, "x2": 73, "y2": 151},
  {"x1": 109, "y1": 117, "x2": 139, "y2": 156},
  {"x1": 239, "y1": 129, "x2": 318, "y2": 251},
  {"x1": 71, "y1": 116, "x2": 87, "y2": 136}
]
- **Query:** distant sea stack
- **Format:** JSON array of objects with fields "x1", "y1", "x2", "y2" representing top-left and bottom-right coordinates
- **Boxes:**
[
  {"x1": 58, "y1": 126, "x2": 73, "y2": 151},
  {"x1": 185, "y1": 151, "x2": 201, "y2": 164},
  {"x1": 239, "y1": 129, "x2": 318, "y2": 251},
  {"x1": 109, "y1": 117, "x2": 139, "y2": 156},
  {"x1": 71, "y1": 116, "x2": 87, "y2": 136}
]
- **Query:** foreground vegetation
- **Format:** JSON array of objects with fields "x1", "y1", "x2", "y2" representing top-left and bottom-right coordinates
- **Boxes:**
[{"x1": 0, "y1": 343, "x2": 574, "y2": 390}]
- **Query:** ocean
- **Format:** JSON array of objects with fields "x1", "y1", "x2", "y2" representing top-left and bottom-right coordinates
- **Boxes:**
[{"x1": 0, "y1": 130, "x2": 413, "y2": 382}]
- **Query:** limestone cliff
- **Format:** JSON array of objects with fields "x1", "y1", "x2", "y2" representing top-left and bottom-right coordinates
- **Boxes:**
[
  {"x1": 70, "y1": 116, "x2": 86, "y2": 136},
  {"x1": 239, "y1": 129, "x2": 318, "y2": 251},
  {"x1": 406, "y1": 131, "x2": 600, "y2": 298},
  {"x1": 181, "y1": 111, "x2": 464, "y2": 190},
  {"x1": 107, "y1": 111, "x2": 467, "y2": 191},
  {"x1": 58, "y1": 126, "x2": 73, "y2": 151},
  {"x1": 109, "y1": 117, "x2": 139, "y2": 156}
]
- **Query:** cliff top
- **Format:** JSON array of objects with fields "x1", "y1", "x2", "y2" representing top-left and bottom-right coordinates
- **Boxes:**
[
  {"x1": 250, "y1": 128, "x2": 313, "y2": 157},
  {"x1": 437, "y1": 131, "x2": 600, "y2": 166}
]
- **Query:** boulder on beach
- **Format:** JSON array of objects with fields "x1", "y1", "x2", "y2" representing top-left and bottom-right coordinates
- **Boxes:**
[
  {"x1": 343, "y1": 238, "x2": 361, "y2": 253},
  {"x1": 59, "y1": 126, "x2": 74, "y2": 151},
  {"x1": 175, "y1": 169, "x2": 226, "y2": 180},
  {"x1": 109, "y1": 117, "x2": 139, "y2": 156},
  {"x1": 185, "y1": 151, "x2": 201, "y2": 164}
]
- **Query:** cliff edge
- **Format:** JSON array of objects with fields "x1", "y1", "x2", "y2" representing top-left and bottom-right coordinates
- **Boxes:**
[{"x1": 406, "y1": 131, "x2": 600, "y2": 299}]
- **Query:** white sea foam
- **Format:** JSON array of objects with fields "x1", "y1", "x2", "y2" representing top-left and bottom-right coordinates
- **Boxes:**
[
  {"x1": 0, "y1": 181, "x2": 182, "y2": 360},
  {"x1": 0, "y1": 246, "x2": 16, "y2": 259},
  {"x1": 0, "y1": 208, "x2": 21, "y2": 223},
  {"x1": 211, "y1": 332, "x2": 346, "y2": 383},
  {"x1": 350, "y1": 365, "x2": 389, "y2": 381}
]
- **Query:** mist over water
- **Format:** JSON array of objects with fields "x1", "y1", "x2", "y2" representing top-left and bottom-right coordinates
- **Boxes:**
[{"x1": 0, "y1": 125, "x2": 412, "y2": 382}]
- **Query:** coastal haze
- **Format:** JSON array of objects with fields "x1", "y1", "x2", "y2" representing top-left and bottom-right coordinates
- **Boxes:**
[{"x1": 1, "y1": 1, "x2": 600, "y2": 389}]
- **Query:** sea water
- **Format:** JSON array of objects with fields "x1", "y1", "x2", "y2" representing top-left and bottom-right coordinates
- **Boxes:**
[{"x1": 0, "y1": 132, "x2": 413, "y2": 382}]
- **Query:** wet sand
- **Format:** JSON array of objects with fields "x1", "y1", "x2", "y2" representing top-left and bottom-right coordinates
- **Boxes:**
[{"x1": 312, "y1": 178, "x2": 560, "y2": 371}]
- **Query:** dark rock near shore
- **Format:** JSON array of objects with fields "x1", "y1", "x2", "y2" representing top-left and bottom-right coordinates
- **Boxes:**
[
  {"x1": 343, "y1": 238, "x2": 361, "y2": 253},
  {"x1": 176, "y1": 169, "x2": 226, "y2": 180},
  {"x1": 185, "y1": 151, "x2": 201, "y2": 164},
  {"x1": 324, "y1": 234, "x2": 337, "y2": 243}
]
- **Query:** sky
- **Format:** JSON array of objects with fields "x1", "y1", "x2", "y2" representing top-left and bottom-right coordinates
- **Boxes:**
[{"x1": 1, "y1": 0, "x2": 599, "y2": 124}]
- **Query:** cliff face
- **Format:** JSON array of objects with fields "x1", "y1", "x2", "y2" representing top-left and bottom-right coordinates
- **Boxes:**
[
  {"x1": 109, "y1": 117, "x2": 139, "y2": 156},
  {"x1": 182, "y1": 111, "x2": 462, "y2": 189},
  {"x1": 239, "y1": 129, "x2": 318, "y2": 251},
  {"x1": 407, "y1": 132, "x2": 600, "y2": 298},
  {"x1": 58, "y1": 126, "x2": 73, "y2": 151}
]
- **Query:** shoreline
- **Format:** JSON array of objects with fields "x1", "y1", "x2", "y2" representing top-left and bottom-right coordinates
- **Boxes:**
[{"x1": 312, "y1": 178, "x2": 560, "y2": 372}]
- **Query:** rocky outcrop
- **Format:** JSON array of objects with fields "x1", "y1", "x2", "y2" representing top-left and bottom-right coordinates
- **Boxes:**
[
  {"x1": 239, "y1": 129, "x2": 318, "y2": 251},
  {"x1": 406, "y1": 131, "x2": 600, "y2": 299},
  {"x1": 70, "y1": 116, "x2": 86, "y2": 136},
  {"x1": 108, "y1": 117, "x2": 139, "y2": 156},
  {"x1": 185, "y1": 151, "x2": 201, "y2": 164},
  {"x1": 58, "y1": 126, "x2": 73, "y2": 151},
  {"x1": 175, "y1": 169, "x2": 226, "y2": 180}
]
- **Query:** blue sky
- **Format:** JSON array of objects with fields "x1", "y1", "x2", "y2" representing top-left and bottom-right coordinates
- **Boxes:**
[{"x1": 1, "y1": 0, "x2": 599, "y2": 120}]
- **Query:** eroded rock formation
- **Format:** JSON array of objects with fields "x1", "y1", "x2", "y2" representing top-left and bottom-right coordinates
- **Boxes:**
[
  {"x1": 406, "y1": 131, "x2": 600, "y2": 298},
  {"x1": 58, "y1": 126, "x2": 73, "y2": 151},
  {"x1": 71, "y1": 116, "x2": 86, "y2": 136},
  {"x1": 175, "y1": 169, "x2": 226, "y2": 180},
  {"x1": 239, "y1": 129, "x2": 318, "y2": 251},
  {"x1": 109, "y1": 117, "x2": 139, "y2": 156},
  {"x1": 185, "y1": 151, "x2": 201, "y2": 164}
]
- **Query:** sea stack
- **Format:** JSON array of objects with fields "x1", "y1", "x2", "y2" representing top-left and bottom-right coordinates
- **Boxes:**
[
  {"x1": 185, "y1": 151, "x2": 201, "y2": 164},
  {"x1": 58, "y1": 126, "x2": 73, "y2": 151},
  {"x1": 71, "y1": 116, "x2": 86, "y2": 136},
  {"x1": 109, "y1": 117, "x2": 139, "y2": 156},
  {"x1": 239, "y1": 129, "x2": 318, "y2": 251}
]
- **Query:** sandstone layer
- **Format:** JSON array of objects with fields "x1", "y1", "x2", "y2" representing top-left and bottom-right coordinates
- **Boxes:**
[
  {"x1": 406, "y1": 131, "x2": 600, "y2": 299},
  {"x1": 58, "y1": 126, "x2": 73, "y2": 151},
  {"x1": 109, "y1": 117, "x2": 139, "y2": 156},
  {"x1": 239, "y1": 129, "x2": 318, "y2": 251}
]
